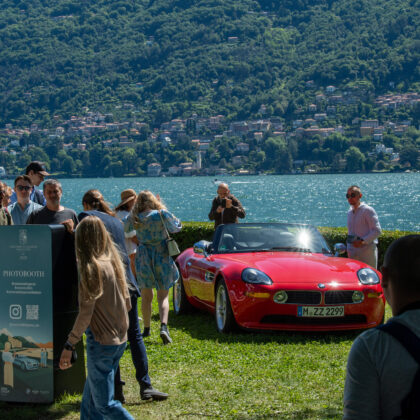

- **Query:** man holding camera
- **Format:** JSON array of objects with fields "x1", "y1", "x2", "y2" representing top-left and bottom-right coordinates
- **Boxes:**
[
  {"x1": 346, "y1": 185, "x2": 381, "y2": 269},
  {"x1": 208, "y1": 183, "x2": 245, "y2": 228}
]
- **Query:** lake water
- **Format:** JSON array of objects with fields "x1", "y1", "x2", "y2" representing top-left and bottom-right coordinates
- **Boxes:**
[{"x1": 4, "y1": 173, "x2": 419, "y2": 231}]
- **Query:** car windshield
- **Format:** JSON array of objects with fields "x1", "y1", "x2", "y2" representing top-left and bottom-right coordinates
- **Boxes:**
[{"x1": 214, "y1": 223, "x2": 331, "y2": 254}]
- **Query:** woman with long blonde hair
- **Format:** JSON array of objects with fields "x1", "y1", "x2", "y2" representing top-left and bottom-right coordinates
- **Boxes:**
[
  {"x1": 59, "y1": 216, "x2": 134, "y2": 419},
  {"x1": 126, "y1": 190, "x2": 182, "y2": 344}
]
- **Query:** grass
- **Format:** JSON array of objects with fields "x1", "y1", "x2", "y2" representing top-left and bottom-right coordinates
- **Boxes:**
[{"x1": 1, "y1": 298, "x2": 392, "y2": 420}]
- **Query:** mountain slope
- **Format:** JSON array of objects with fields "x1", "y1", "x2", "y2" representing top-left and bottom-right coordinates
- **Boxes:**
[{"x1": 0, "y1": 0, "x2": 419, "y2": 125}]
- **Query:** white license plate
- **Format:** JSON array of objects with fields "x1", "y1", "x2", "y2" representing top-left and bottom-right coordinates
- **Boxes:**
[{"x1": 298, "y1": 306, "x2": 344, "y2": 317}]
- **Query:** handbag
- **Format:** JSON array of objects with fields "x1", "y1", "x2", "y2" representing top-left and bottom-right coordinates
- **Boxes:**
[{"x1": 159, "y1": 211, "x2": 180, "y2": 256}]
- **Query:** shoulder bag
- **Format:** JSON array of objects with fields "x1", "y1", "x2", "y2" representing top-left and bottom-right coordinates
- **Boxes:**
[{"x1": 159, "y1": 210, "x2": 180, "y2": 256}]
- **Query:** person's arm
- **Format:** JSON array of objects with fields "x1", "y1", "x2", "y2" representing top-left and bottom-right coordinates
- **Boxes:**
[
  {"x1": 59, "y1": 293, "x2": 96, "y2": 370},
  {"x1": 61, "y1": 219, "x2": 75, "y2": 233},
  {"x1": 343, "y1": 336, "x2": 381, "y2": 419},
  {"x1": 231, "y1": 196, "x2": 246, "y2": 219},
  {"x1": 122, "y1": 214, "x2": 137, "y2": 240},
  {"x1": 362, "y1": 208, "x2": 382, "y2": 245},
  {"x1": 208, "y1": 198, "x2": 219, "y2": 221},
  {"x1": 162, "y1": 209, "x2": 182, "y2": 233},
  {"x1": 66, "y1": 295, "x2": 96, "y2": 346},
  {"x1": 124, "y1": 214, "x2": 137, "y2": 233}
]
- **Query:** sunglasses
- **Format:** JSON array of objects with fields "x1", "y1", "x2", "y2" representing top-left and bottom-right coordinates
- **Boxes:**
[
  {"x1": 346, "y1": 192, "x2": 358, "y2": 199},
  {"x1": 16, "y1": 185, "x2": 32, "y2": 192}
]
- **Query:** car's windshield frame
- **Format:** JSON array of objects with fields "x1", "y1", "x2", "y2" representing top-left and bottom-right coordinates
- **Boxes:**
[{"x1": 212, "y1": 223, "x2": 332, "y2": 255}]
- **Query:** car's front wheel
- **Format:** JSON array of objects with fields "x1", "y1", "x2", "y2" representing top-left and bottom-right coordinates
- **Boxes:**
[
  {"x1": 173, "y1": 275, "x2": 194, "y2": 315},
  {"x1": 215, "y1": 279, "x2": 237, "y2": 333}
]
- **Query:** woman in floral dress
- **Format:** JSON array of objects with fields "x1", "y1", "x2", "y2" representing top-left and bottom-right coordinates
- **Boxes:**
[{"x1": 125, "y1": 190, "x2": 181, "y2": 344}]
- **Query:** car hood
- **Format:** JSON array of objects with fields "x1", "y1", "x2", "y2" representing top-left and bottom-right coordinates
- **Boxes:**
[
  {"x1": 216, "y1": 252, "x2": 373, "y2": 286},
  {"x1": 17, "y1": 357, "x2": 35, "y2": 362}
]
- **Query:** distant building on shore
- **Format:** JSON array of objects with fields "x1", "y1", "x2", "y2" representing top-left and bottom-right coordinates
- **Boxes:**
[{"x1": 147, "y1": 163, "x2": 161, "y2": 177}]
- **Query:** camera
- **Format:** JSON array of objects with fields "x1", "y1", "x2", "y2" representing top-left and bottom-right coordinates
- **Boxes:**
[{"x1": 221, "y1": 198, "x2": 226, "y2": 208}]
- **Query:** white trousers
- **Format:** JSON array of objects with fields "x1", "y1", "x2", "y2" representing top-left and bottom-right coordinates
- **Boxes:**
[{"x1": 347, "y1": 243, "x2": 378, "y2": 269}]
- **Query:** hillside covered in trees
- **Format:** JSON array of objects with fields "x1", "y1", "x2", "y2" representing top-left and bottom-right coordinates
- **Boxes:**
[
  {"x1": 1, "y1": 0, "x2": 419, "y2": 126},
  {"x1": 0, "y1": 0, "x2": 419, "y2": 177}
]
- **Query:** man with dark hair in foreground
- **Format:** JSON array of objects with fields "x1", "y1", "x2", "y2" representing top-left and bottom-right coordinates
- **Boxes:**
[{"x1": 344, "y1": 235, "x2": 420, "y2": 419}]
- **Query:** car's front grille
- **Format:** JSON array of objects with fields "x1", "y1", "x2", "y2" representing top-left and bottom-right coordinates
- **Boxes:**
[
  {"x1": 284, "y1": 291, "x2": 322, "y2": 304},
  {"x1": 325, "y1": 291, "x2": 356, "y2": 304},
  {"x1": 260, "y1": 314, "x2": 367, "y2": 325}
]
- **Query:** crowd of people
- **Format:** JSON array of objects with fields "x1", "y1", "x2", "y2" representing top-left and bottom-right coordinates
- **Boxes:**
[{"x1": 1, "y1": 160, "x2": 418, "y2": 419}]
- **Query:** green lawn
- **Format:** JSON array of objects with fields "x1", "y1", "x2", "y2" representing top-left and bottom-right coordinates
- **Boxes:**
[{"x1": 1, "y1": 299, "x2": 392, "y2": 420}]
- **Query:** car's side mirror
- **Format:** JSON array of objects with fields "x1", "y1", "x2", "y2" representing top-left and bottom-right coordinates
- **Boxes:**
[
  {"x1": 334, "y1": 243, "x2": 347, "y2": 257},
  {"x1": 193, "y1": 240, "x2": 212, "y2": 257}
]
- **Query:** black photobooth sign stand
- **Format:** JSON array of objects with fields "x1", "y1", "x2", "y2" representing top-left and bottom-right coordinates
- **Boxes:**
[{"x1": 0, "y1": 225, "x2": 85, "y2": 403}]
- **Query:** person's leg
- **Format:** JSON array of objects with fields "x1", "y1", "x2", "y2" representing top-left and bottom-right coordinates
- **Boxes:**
[
  {"x1": 141, "y1": 288, "x2": 154, "y2": 329},
  {"x1": 114, "y1": 365, "x2": 125, "y2": 403},
  {"x1": 83, "y1": 329, "x2": 134, "y2": 420},
  {"x1": 157, "y1": 289, "x2": 172, "y2": 344},
  {"x1": 81, "y1": 331, "x2": 105, "y2": 420},
  {"x1": 129, "y1": 253, "x2": 136, "y2": 278},
  {"x1": 126, "y1": 293, "x2": 169, "y2": 400},
  {"x1": 157, "y1": 289, "x2": 170, "y2": 324},
  {"x1": 361, "y1": 243, "x2": 378, "y2": 268},
  {"x1": 127, "y1": 293, "x2": 151, "y2": 388}
]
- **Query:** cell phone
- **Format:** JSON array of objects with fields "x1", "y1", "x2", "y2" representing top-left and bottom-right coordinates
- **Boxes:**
[{"x1": 221, "y1": 198, "x2": 226, "y2": 208}]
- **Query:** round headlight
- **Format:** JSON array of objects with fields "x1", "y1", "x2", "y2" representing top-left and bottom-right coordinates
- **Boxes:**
[
  {"x1": 357, "y1": 268, "x2": 380, "y2": 285},
  {"x1": 241, "y1": 268, "x2": 273, "y2": 285},
  {"x1": 352, "y1": 290, "x2": 364, "y2": 303},
  {"x1": 274, "y1": 291, "x2": 288, "y2": 304}
]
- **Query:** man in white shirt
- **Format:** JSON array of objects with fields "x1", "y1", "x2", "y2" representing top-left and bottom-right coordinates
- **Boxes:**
[
  {"x1": 346, "y1": 185, "x2": 381, "y2": 268},
  {"x1": 7, "y1": 175, "x2": 43, "y2": 224},
  {"x1": 344, "y1": 234, "x2": 420, "y2": 419}
]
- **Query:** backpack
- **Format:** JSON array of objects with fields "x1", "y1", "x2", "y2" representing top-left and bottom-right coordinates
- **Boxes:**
[{"x1": 377, "y1": 321, "x2": 420, "y2": 420}]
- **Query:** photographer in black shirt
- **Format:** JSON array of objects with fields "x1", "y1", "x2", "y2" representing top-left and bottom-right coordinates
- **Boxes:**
[{"x1": 208, "y1": 183, "x2": 245, "y2": 228}]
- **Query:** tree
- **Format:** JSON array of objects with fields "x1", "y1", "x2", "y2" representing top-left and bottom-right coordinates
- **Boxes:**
[
  {"x1": 122, "y1": 148, "x2": 137, "y2": 174},
  {"x1": 264, "y1": 137, "x2": 292, "y2": 173},
  {"x1": 62, "y1": 156, "x2": 76, "y2": 175},
  {"x1": 345, "y1": 146, "x2": 365, "y2": 171},
  {"x1": 399, "y1": 144, "x2": 419, "y2": 168}
]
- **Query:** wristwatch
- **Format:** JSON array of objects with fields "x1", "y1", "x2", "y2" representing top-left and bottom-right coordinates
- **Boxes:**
[{"x1": 63, "y1": 341, "x2": 75, "y2": 351}]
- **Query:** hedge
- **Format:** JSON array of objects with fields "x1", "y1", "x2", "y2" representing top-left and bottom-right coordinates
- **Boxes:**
[{"x1": 174, "y1": 222, "x2": 418, "y2": 268}]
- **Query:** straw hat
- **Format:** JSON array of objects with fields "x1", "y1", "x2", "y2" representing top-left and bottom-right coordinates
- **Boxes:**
[{"x1": 115, "y1": 189, "x2": 137, "y2": 210}]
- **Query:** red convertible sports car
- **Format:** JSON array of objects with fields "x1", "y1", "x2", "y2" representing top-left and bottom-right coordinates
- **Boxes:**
[{"x1": 174, "y1": 223, "x2": 385, "y2": 333}]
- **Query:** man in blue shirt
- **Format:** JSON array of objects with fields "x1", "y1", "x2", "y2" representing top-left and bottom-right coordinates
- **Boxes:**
[
  {"x1": 7, "y1": 175, "x2": 43, "y2": 224},
  {"x1": 10, "y1": 161, "x2": 49, "y2": 205}
]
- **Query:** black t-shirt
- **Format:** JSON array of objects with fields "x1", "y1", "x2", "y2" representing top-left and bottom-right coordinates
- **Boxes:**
[{"x1": 26, "y1": 206, "x2": 79, "y2": 227}]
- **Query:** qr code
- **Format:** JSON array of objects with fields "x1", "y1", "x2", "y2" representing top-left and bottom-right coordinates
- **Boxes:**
[{"x1": 26, "y1": 305, "x2": 39, "y2": 320}]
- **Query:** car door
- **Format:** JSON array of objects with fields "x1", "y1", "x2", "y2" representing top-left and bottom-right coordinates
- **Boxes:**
[{"x1": 186, "y1": 253, "x2": 217, "y2": 308}]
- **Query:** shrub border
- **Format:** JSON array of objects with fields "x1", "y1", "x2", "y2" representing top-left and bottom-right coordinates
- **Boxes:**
[{"x1": 174, "y1": 222, "x2": 418, "y2": 268}]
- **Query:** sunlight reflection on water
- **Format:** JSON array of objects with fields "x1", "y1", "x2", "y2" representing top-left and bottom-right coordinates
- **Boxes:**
[{"x1": 22, "y1": 172, "x2": 420, "y2": 231}]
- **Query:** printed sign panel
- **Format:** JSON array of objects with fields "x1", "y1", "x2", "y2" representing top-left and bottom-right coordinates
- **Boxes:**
[{"x1": 0, "y1": 226, "x2": 53, "y2": 403}]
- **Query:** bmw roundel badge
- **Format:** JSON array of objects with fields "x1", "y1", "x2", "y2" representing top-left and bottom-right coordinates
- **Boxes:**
[{"x1": 318, "y1": 283, "x2": 326, "y2": 289}]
